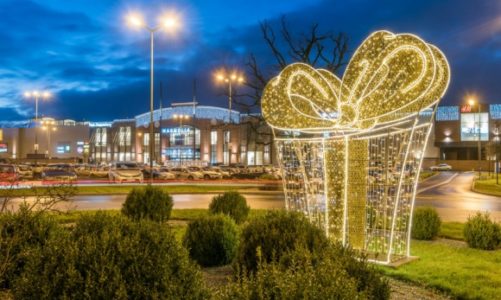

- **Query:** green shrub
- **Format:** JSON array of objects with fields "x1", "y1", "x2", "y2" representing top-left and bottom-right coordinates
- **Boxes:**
[
  {"x1": 234, "y1": 210, "x2": 329, "y2": 273},
  {"x1": 209, "y1": 191, "x2": 250, "y2": 224},
  {"x1": 13, "y1": 212, "x2": 209, "y2": 299},
  {"x1": 411, "y1": 207, "x2": 441, "y2": 240},
  {"x1": 0, "y1": 206, "x2": 61, "y2": 288},
  {"x1": 121, "y1": 185, "x2": 173, "y2": 222},
  {"x1": 463, "y1": 212, "x2": 501, "y2": 250},
  {"x1": 183, "y1": 214, "x2": 239, "y2": 267},
  {"x1": 222, "y1": 246, "x2": 389, "y2": 300}
]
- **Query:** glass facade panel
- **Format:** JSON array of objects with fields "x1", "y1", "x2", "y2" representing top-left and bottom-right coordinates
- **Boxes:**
[
  {"x1": 211, "y1": 130, "x2": 217, "y2": 164},
  {"x1": 460, "y1": 113, "x2": 489, "y2": 141},
  {"x1": 223, "y1": 131, "x2": 230, "y2": 165}
]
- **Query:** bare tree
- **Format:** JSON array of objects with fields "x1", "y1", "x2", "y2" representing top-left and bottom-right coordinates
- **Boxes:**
[{"x1": 232, "y1": 16, "x2": 349, "y2": 163}]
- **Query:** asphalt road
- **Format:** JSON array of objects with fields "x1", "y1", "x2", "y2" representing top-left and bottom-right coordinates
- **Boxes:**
[
  {"x1": 416, "y1": 171, "x2": 501, "y2": 222},
  {"x1": 6, "y1": 171, "x2": 501, "y2": 222}
]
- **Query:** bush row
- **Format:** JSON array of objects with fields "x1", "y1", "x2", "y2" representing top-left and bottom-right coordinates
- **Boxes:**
[
  {"x1": 2, "y1": 187, "x2": 392, "y2": 299},
  {"x1": 0, "y1": 210, "x2": 208, "y2": 299},
  {"x1": 411, "y1": 206, "x2": 500, "y2": 250}
]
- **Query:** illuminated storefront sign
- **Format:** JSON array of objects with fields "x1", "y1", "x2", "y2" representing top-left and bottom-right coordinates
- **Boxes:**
[
  {"x1": 57, "y1": 144, "x2": 71, "y2": 154},
  {"x1": 460, "y1": 105, "x2": 472, "y2": 113},
  {"x1": 0, "y1": 143, "x2": 7, "y2": 153},
  {"x1": 436, "y1": 106, "x2": 459, "y2": 121},
  {"x1": 161, "y1": 127, "x2": 192, "y2": 134},
  {"x1": 490, "y1": 104, "x2": 501, "y2": 120},
  {"x1": 460, "y1": 113, "x2": 489, "y2": 141}
]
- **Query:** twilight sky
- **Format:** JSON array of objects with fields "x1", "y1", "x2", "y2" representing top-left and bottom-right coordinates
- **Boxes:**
[{"x1": 1, "y1": 0, "x2": 500, "y2": 121}]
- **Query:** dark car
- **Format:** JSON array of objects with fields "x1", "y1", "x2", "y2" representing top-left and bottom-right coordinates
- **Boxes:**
[{"x1": 42, "y1": 164, "x2": 77, "y2": 182}]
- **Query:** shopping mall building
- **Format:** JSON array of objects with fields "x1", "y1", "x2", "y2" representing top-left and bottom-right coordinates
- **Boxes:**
[
  {"x1": 0, "y1": 102, "x2": 274, "y2": 166},
  {"x1": 1, "y1": 101, "x2": 500, "y2": 170}
]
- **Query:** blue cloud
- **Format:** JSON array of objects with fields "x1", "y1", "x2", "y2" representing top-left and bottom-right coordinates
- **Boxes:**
[{"x1": 0, "y1": 0, "x2": 500, "y2": 122}]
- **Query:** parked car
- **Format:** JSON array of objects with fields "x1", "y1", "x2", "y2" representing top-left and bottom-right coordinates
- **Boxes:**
[
  {"x1": 188, "y1": 166, "x2": 222, "y2": 180},
  {"x1": 430, "y1": 163, "x2": 452, "y2": 171},
  {"x1": 27, "y1": 163, "x2": 46, "y2": 178},
  {"x1": 17, "y1": 165, "x2": 33, "y2": 180},
  {"x1": 0, "y1": 164, "x2": 18, "y2": 182},
  {"x1": 169, "y1": 167, "x2": 204, "y2": 180},
  {"x1": 219, "y1": 165, "x2": 240, "y2": 176},
  {"x1": 90, "y1": 166, "x2": 109, "y2": 178},
  {"x1": 75, "y1": 165, "x2": 93, "y2": 177},
  {"x1": 42, "y1": 164, "x2": 77, "y2": 182},
  {"x1": 155, "y1": 168, "x2": 176, "y2": 180},
  {"x1": 206, "y1": 166, "x2": 231, "y2": 179},
  {"x1": 109, "y1": 162, "x2": 143, "y2": 183}
]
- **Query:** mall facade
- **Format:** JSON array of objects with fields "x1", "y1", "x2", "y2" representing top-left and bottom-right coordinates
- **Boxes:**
[
  {"x1": 433, "y1": 103, "x2": 501, "y2": 160},
  {"x1": 0, "y1": 102, "x2": 275, "y2": 166},
  {"x1": 2, "y1": 101, "x2": 501, "y2": 169}
]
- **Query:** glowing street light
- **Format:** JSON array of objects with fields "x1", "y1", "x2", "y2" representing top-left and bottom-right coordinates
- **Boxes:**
[
  {"x1": 24, "y1": 90, "x2": 51, "y2": 155},
  {"x1": 467, "y1": 95, "x2": 481, "y2": 176},
  {"x1": 214, "y1": 70, "x2": 244, "y2": 123},
  {"x1": 125, "y1": 10, "x2": 182, "y2": 176},
  {"x1": 24, "y1": 90, "x2": 51, "y2": 122}
]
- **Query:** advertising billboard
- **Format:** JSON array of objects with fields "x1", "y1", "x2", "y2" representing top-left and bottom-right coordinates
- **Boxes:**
[{"x1": 460, "y1": 113, "x2": 489, "y2": 141}]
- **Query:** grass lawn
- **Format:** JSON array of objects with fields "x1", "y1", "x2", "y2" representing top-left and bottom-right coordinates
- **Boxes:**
[
  {"x1": 472, "y1": 176, "x2": 501, "y2": 197},
  {"x1": 47, "y1": 209, "x2": 495, "y2": 299},
  {"x1": 419, "y1": 171, "x2": 438, "y2": 181},
  {"x1": 381, "y1": 239, "x2": 501, "y2": 300},
  {"x1": 439, "y1": 222, "x2": 464, "y2": 240},
  {"x1": 0, "y1": 184, "x2": 256, "y2": 197}
]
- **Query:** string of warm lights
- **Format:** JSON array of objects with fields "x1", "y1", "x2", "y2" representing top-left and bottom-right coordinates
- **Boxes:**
[{"x1": 263, "y1": 30, "x2": 450, "y2": 264}]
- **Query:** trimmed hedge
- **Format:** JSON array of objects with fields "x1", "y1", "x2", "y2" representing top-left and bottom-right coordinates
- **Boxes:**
[
  {"x1": 121, "y1": 185, "x2": 173, "y2": 222},
  {"x1": 209, "y1": 191, "x2": 250, "y2": 224},
  {"x1": 234, "y1": 210, "x2": 329, "y2": 273},
  {"x1": 463, "y1": 212, "x2": 500, "y2": 250},
  {"x1": 13, "y1": 212, "x2": 209, "y2": 299},
  {"x1": 183, "y1": 214, "x2": 239, "y2": 267},
  {"x1": 411, "y1": 207, "x2": 441, "y2": 240},
  {"x1": 222, "y1": 245, "x2": 390, "y2": 300},
  {"x1": 0, "y1": 206, "x2": 61, "y2": 288}
]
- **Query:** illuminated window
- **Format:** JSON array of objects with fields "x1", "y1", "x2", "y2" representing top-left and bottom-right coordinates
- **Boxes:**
[
  {"x1": 223, "y1": 131, "x2": 230, "y2": 165},
  {"x1": 119, "y1": 126, "x2": 131, "y2": 146},
  {"x1": 460, "y1": 113, "x2": 489, "y2": 141},
  {"x1": 211, "y1": 130, "x2": 217, "y2": 164},
  {"x1": 264, "y1": 144, "x2": 270, "y2": 164}
]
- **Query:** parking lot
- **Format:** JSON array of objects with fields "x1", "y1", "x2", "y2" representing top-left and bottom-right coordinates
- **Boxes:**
[{"x1": 0, "y1": 162, "x2": 282, "y2": 186}]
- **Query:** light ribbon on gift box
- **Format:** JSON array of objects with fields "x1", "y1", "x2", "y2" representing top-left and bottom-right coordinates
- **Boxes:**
[
  {"x1": 262, "y1": 30, "x2": 450, "y2": 134},
  {"x1": 262, "y1": 30, "x2": 450, "y2": 264}
]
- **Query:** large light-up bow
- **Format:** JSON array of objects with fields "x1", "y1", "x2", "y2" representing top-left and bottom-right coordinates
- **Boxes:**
[{"x1": 261, "y1": 30, "x2": 450, "y2": 133}]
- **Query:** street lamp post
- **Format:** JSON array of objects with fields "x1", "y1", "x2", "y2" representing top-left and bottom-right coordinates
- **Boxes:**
[
  {"x1": 126, "y1": 12, "x2": 180, "y2": 182},
  {"x1": 469, "y1": 98, "x2": 482, "y2": 177},
  {"x1": 215, "y1": 72, "x2": 244, "y2": 124},
  {"x1": 24, "y1": 90, "x2": 51, "y2": 156},
  {"x1": 215, "y1": 71, "x2": 244, "y2": 166}
]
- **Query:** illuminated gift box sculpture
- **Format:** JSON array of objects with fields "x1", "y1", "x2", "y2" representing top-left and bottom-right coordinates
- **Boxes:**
[{"x1": 261, "y1": 31, "x2": 450, "y2": 264}]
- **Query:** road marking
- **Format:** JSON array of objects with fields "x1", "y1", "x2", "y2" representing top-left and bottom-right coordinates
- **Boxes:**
[{"x1": 417, "y1": 172, "x2": 459, "y2": 194}]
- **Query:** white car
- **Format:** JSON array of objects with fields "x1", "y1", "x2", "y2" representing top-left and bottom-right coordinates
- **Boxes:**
[
  {"x1": 189, "y1": 166, "x2": 222, "y2": 180},
  {"x1": 109, "y1": 162, "x2": 143, "y2": 183},
  {"x1": 17, "y1": 165, "x2": 33, "y2": 180},
  {"x1": 430, "y1": 163, "x2": 452, "y2": 171},
  {"x1": 207, "y1": 167, "x2": 231, "y2": 179},
  {"x1": 155, "y1": 167, "x2": 176, "y2": 180},
  {"x1": 169, "y1": 167, "x2": 204, "y2": 180}
]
